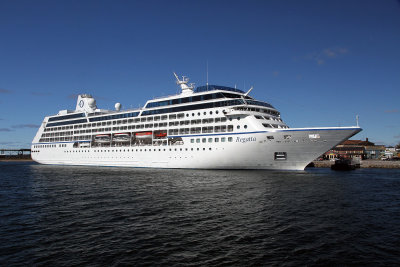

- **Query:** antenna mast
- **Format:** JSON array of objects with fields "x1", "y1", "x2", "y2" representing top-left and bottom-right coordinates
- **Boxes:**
[{"x1": 206, "y1": 60, "x2": 209, "y2": 90}]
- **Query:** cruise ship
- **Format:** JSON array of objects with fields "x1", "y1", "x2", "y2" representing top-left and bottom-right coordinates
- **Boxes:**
[{"x1": 31, "y1": 73, "x2": 361, "y2": 170}]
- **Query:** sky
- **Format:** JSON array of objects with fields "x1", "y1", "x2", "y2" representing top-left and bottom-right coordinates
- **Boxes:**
[{"x1": 0, "y1": 0, "x2": 399, "y2": 148}]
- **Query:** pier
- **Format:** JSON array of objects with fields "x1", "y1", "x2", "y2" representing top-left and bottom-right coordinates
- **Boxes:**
[{"x1": 312, "y1": 159, "x2": 400, "y2": 169}]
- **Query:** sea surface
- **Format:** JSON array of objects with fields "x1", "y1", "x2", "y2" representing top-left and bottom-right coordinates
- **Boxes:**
[{"x1": 1, "y1": 162, "x2": 399, "y2": 266}]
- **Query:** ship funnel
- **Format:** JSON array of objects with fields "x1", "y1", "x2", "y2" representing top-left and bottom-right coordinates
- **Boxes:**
[{"x1": 75, "y1": 94, "x2": 97, "y2": 113}]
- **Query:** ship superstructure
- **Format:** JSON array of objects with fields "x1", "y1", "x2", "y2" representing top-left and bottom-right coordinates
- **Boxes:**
[{"x1": 31, "y1": 74, "x2": 361, "y2": 170}]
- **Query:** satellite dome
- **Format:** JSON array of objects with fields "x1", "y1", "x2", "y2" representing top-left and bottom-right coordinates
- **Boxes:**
[
  {"x1": 115, "y1": 103, "x2": 121, "y2": 111},
  {"x1": 87, "y1": 98, "x2": 96, "y2": 109}
]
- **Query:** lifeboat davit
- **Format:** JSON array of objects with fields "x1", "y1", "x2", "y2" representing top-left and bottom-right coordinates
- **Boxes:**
[
  {"x1": 135, "y1": 132, "x2": 152, "y2": 139},
  {"x1": 94, "y1": 134, "x2": 111, "y2": 143},
  {"x1": 113, "y1": 133, "x2": 131, "y2": 142}
]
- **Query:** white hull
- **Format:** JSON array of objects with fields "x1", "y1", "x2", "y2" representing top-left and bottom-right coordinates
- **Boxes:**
[{"x1": 32, "y1": 127, "x2": 361, "y2": 170}]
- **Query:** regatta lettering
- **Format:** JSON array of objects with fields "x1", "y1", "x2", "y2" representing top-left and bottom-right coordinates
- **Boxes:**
[{"x1": 236, "y1": 137, "x2": 256, "y2": 143}]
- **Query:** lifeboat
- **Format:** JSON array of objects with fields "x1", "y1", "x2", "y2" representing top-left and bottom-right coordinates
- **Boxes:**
[
  {"x1": 155, "y1": 132, "x2": 167, "y2": 138},
  {"x1": 113, "y1": 133, "x2": 131, "y2": 142},
  {"x1": 94, "y1": 134, "x2": 111, "y2": 143},
  {"x1": 135, "y1": 132, "x2": 152, "y2": 139}
]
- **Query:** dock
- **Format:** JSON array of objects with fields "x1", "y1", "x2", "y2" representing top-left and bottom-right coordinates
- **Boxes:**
[{"x1": 313, "y1": 159, "x2": 400, "y2": 169}]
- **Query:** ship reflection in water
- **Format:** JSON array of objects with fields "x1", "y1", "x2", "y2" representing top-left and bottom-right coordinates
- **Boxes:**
[{"x1": 1, "y1": 162, "x2": 399, "y2": 265}]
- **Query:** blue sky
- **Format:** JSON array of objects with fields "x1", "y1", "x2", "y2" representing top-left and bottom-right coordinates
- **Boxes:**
[{"x1": 1, "y1": 0, "x2": 399, "y2": 148}]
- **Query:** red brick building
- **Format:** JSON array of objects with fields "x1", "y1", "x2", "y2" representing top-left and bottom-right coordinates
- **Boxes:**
[{"x1": 323, "y1": 138, "x2": 374, "y2": 160}]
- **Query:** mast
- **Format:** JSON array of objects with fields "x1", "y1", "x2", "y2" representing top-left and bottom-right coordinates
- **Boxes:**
[{"x1": 173, "y1": 73, "x2": 194, "y2": 95}]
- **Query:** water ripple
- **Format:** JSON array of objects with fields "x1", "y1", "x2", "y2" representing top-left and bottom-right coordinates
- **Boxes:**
[{"x1": 0, "y1": 162, "x2": 399, "y2": 266}]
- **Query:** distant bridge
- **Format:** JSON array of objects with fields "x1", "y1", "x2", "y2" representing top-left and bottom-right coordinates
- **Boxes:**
[{"x1": 0, "y1": 148, "x2": 31, "y2": 159}]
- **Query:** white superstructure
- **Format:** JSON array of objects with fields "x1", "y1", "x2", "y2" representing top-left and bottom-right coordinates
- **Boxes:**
[{"x1": 31, "y1": 74, "x2": 361, "y2": 170}]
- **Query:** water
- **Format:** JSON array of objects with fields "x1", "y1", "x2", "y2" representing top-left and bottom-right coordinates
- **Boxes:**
[{"x1": 1, "y1": 162, "x2": 399, "y2": 266}]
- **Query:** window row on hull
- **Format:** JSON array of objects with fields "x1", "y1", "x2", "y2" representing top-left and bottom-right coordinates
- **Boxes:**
[
  {"x1": 89, "y1": 112, "x2": 139, "y2": 122},
  {"x1": 142, "y1": 99, "x2": 245, "y2": 116},
  {"x1": 38, "y1": 124, "x2": 237, "y2": 143},
  {"x1": 44, "y1": 99, "x2": 278, "y2": 129},
  {"x1": 145, "y1": 92, "x2": 247, "y2": 108},
  {"x1": 48, "y1": 113, "x2": 85, "y2": 122},
  {"x1": 46, "y1": 119, "x2": 88, "y2": 127}
]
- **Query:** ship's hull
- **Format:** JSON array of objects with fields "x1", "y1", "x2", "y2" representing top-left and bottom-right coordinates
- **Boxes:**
[{"x1": 32, "y1": 127, "x2": 361, "y2": 170}]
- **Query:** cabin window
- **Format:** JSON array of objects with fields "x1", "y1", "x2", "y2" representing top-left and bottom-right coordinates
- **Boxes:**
[
  {"x1": 228, "y1": 137, "x2": 233, "y2": 142},
  {"x1": 208, "y1": 138, "x2": 212, "y2": 143},
  {"x1": 202, "y1": 138, "x2": 206, "y2": 143},
  {"x1": 215, "y1": 138, "x2": 219, "y2": 142}
]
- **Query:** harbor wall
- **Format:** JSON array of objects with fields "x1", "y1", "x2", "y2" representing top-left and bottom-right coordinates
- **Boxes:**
[{"x1": 313, "y1": 159, "x2": 400, "y2": 169}]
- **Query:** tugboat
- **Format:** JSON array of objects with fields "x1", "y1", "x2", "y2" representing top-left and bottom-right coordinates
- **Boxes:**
[{"x1": 331, "y1": 158, "x2": 357, "y2": 171}]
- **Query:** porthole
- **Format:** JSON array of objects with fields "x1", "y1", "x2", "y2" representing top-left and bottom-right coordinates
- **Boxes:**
[
  {"x1": 244, "y1": 125, "x2": 248, "y2": 129},
  {"x1": 216, "y1": 110, "x2": 219, "y2": 114},
  {"x1": 237, "y1": 126, "x2": 240, "y2": 129},
  {"x1": 210, "y1": 111, "x2": 213, "y2": 115}
]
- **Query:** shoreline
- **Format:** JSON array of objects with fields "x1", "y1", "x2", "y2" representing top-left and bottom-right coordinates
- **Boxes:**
[
  {"x1": 312, "y1": 159, "x2": 400, "y2": 169},
  {"x1": 0, "y1": 158, "x2": 34, "y2": 162},
  {"x1": 1, "y1": 158, "x2": 399, "y2": 169}
]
